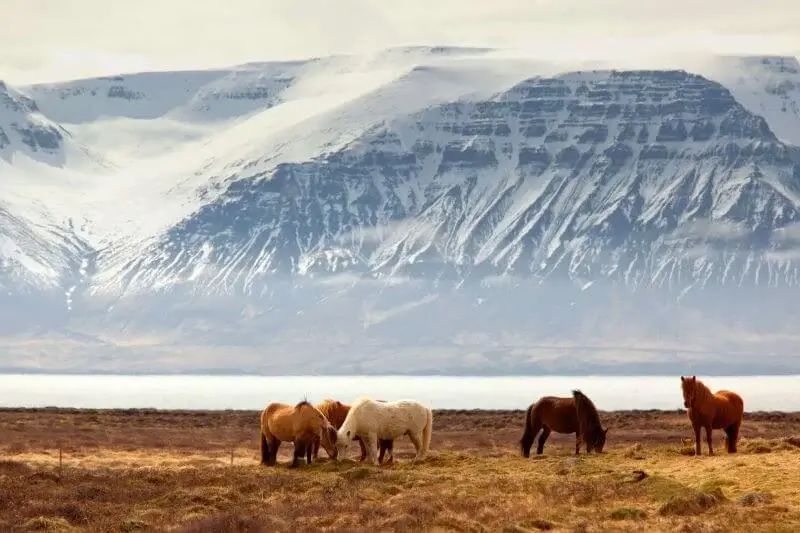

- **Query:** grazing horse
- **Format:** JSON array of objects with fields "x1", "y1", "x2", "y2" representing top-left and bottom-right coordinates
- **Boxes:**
[
  {"x1": 315, "y1": 399, "x2": 394, "y2": 464},
  {"x1": 260, "y1": 400, "x2": 339, "y2": 467},
  {"x1": 573, "y1": 389, "x2": 609, "y2": 453},
  {"x1": 680, "y1": 376, "x2": 744, "y2": 456},
  {"x1": 336, "y1": 398, "x2": 433, "y2": 465},
  {"x1": 520, "y1": 391, "x2": 608, "y2": 457}
]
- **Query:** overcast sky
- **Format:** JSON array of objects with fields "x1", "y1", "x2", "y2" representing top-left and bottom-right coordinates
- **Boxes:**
[{"x1": 3, "y1": 0, "x2": 799, "y2": 84}]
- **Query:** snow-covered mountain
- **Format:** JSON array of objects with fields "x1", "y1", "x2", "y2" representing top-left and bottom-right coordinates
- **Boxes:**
[{"x1": 2, "y1": 48, "x2": 800, "y2": 375}]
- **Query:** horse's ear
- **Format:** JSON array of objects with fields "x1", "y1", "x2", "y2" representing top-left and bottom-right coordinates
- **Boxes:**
[
  {"x1": 680, "y1": 376, "x2": 685, "y2": 382},
  {"x1": 691, "y1": 376, "x2": 696, "y2": 383}
]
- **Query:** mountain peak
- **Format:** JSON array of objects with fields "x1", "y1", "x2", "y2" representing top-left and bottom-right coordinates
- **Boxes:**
[
  {"x1": 3, "y1": 55, "x2": 800, "y2": 374},
  {"x1": 734, "y1": 55, "x2": 800, "y2": 74}
]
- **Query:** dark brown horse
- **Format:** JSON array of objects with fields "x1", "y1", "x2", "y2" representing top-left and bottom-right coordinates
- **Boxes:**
[
  {"x1": 680, "y1": 376, "x2": 744, "y2": 456},
  {"x1": 520, "y1": 391, "x2": 608, "y2": 457}
]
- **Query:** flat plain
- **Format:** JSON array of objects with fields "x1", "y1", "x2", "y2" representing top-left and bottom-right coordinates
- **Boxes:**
[{"x1": 1, "y1": 408, "x2": 799, "y2": 532}]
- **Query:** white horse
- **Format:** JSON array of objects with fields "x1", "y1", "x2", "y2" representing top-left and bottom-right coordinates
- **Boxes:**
[{"x1": 336, "y1": 398, "x2": 433, "y2": 465}]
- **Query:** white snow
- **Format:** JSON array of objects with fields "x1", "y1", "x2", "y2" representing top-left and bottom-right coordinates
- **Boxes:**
[{"x1": 1, "y1": 48, "x2": 799, "y2": 293}]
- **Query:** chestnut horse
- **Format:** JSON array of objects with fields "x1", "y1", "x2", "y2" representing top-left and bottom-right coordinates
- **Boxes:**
[
  {"x1": 520, "y1": 390, "x2": 608, "y2": 457},
  {"x1": 260, "y1": 400, "x2": 338, "y2": 467},
  {"x1": 315, "y1": 399, "x2": 394, "y2": 464},
  {"x1": 680, "y1": 376, "x2": 744, "y2": 456}
]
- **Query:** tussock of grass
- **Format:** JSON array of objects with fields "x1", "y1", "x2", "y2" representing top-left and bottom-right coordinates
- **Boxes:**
[
  {"x1": 178, "y1": 512, "x2": 268, "y2": 533},
  {"x1": 622, "y1": 442, "x2": 645, "y2": 459},
  {"x1": 658, "y1": 487, "x2": 727, "y2": 516},
  {"x1": 609, "y1": 507, "x2": 647, "y2": 520},
  {"x1": 22, "y1": 516, "x2": 76, "y2": 531},
  {"x1": 740, "y1": 438, "x2": 800, "y2": 454},
  {"x1": 119, "y1": 519, "x2": 148, "y2": 532},
  {"x1": 517, "y1": 518, "x2": 554, "y2": 530}
]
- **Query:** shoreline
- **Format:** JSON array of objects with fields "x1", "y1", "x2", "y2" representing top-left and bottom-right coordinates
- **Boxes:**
[{"x1": 2, "y1": 406, "x2": 800, "y2": 416}]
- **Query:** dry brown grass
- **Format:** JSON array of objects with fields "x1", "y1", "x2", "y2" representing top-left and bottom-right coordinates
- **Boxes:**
[{"x1": 1, "y1": 408, "x2": 800, "y2": 532}]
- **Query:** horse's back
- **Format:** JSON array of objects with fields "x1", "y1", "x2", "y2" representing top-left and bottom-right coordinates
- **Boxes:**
[
  {"x1": 712, "y1": 390, "x2": 744, "y2": 426},
  {"x1": 348, "y1": 397, "x2": 429, "y2": 438},
  {"x1": 716, "y1": 390, "x2": 743, "y2": 407},
  {"x1": 352, "y1": 397, "x2": 427, "y2": 415},
  {"x1": 386, "y1": 399, "x2": 429, "y2": 411},
  {"x1": 531, "y1": 396, "x2": 578, "y2": 434},
  {"x1": 262, "y1": 402, "x2": 295, "y2": 440}
]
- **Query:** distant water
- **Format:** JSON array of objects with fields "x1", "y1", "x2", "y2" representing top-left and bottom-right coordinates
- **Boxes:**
[{"x1": 0, "y1": 374, "x2": 798, "y2": 411}]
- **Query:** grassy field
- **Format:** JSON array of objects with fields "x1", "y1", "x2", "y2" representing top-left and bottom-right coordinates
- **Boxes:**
[{"x1": 1, "y1": 408, "x2": 800, "y2": 532}]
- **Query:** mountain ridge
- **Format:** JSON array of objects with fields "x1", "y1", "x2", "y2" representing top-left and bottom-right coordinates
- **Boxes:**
[{"x1": 2, "y1": 49, "x2": 800, "y2": 374}]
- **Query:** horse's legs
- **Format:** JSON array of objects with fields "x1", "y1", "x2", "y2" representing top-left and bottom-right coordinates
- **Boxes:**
[
  {"x1": 725, "y1": 421, "x2": 741, "y2": 453},
  {"x1": 536, "y1": 426, "x2": 551, "y2": 455},
  {"x1": 271, "y1": 438, "x2": 282, "y2": 466},
  {"x1": 705, "y1": 425, "x2": 714, "y2": 456},
  {"x1": 357, "y1": 436, "x2": 368, "y2": 462},
  {"x1": 312, "y1": 437, "x2": 320, "y2": 460},
  {"x1": 363, "y1": 433, "x2": 379, "y2": 465},
  {"x1": 379, "y1": 440, "x2": 394, "y2": 465},
  {"x1": 290, "y1": 441, "x2": 305, "y2": 468},
  {"x1": 693, "y1": 424, "x2": 702, "y2": 456},
  {"x1": 377, "y1": 439, "x2": 391, "y2": 464},
  {"x1": 306, "y1": 442, "x2": 313, "y2": 464},
  {"x1": 523, "y1": 419, "x2": 542, "y2": 458},
  {"x1": 408, "y1": 431, "x2": 425, "y2": 462}
]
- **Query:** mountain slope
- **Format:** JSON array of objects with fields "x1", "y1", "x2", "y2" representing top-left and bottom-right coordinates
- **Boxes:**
[
  {"x1": 2, "y1": 50, "x2": 800, "y2": 374},
  {"x1": 703, "y1": 56, "x2": 800, "y2": 147},
  {"x1": 94, "y1": 69, "x2": 800, "y2": 298}
]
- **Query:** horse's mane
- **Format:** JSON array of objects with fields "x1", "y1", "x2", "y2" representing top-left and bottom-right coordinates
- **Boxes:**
[
  {"x1": 572, "y1": 389, "x2": 602, "y2": 431},
  {"x1": 687, "y1": 377, "x2": 714, "y2": 405},
  {"x1": 316, "y1": 399, "x2": 349, "y2": 428},
  {"x1": 295, "y1": 398, "x2": 312, "y2": 409}
]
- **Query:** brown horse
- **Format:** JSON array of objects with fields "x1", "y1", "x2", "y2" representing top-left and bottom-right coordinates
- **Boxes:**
[
  {"x1": 260, "y1": 400, "x2": 338, "y2": 467},
  {"x1": 573, "y1": 389, "x2": 608, "y2": 453},
  {"x1": 315, "y1": 398, "x2": 394, "y2": 464},
  {"x1": 680, "y1": 376, "x2": 744, "y2": 456},
  {"x1": 520, "y1": 391, "x2": 608, "y2": 457}
]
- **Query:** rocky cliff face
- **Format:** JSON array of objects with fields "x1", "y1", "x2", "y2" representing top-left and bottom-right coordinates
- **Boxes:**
[
  {"x1": 98, "y1": 69, "x2": 800, "y2": 297},
  {"x1": 2, "y1": 52, "x2": 800, "y2": 374},
  {"x1": 0, "y1": 81, "x2": 68, "y2": 158}
]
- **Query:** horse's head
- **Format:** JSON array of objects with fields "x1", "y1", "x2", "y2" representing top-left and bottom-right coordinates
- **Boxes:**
[
  {"x1": 680, "y1": 375, "x2": 697, "y2": 409},
  {"x1": 594, "y1": 427, "x2": 609, "y2": 452},
  {"x1": 321, "y1": 424, "x2": 339, "y2": 460},
  {"x1": 335, "y1": 427, "x2": 354, "y2": 458},
  {"x1": 587, "y1": 427, "x2": 609, "y2": 453}
]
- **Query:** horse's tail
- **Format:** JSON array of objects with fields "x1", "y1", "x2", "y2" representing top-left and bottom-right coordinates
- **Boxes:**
[
  {"x1": 259, "y1": 431, "x2": 270, "y2": 465},
  {"x1": 520, "y1": 403, "x2": 536, "y2": 457},
  {"x1": 259, "y1": 407, "x2": 272, "y2": 465},
  {"x1": 421, "y1": 407, "x2": 433, "y2": 455}
]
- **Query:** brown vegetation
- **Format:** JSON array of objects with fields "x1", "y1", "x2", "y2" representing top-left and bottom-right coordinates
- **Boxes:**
[{"x1": 1, "y1": 408, "x2": 800, "y2": 531}]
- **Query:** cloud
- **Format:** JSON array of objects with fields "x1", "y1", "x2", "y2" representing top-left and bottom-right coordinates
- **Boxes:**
[
  {"x1": 335, "y1": 219, "x2": 439, "y2": 247},
  {"x1": 771, "y1": 223, "x2": 800, "y2": 243},
  {"x1": 2, "y1": 0, "x2": 799, "y2": 84},
  {"x1": 668, "y1": 218, "x2": 750, "y2": 242}
]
